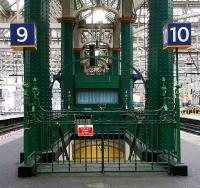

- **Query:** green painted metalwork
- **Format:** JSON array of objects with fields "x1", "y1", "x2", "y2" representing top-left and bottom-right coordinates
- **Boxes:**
[
  {"x1": 147, "y1": 0, "x2": 174, "y2": 110},
  {"x1": 75, "y1": 75, "x2": 119, "y2": 88},
  {"x1": 24, "y1": 0, "x2": 51, "y2": 110},
  {"x1": 175, "y1": 48, "x2": 181, "y2": 163},
  {"x1": 67, "y1": 91, "x2": 72, "y2": 111},
  {"x1": 121, "y1": 22, "x2": 133, "y2": 109},
  {"x1": 21, "y1": 0, "x2": 182, "y2": 175},
  {"x1": 61, "y1": 23, "x2": 74, "y2": 110},
  {"x1": 147, "y1": 0, "x2": 174, "y2": 152},
  {"x1": 24, "y1": 0, "x2": 50, "y2": 153},
  {"x1": 23, "y1": 83, "x2": 29, "y2": 164},
  {"x1": 24, "y1": 103, "x2": 177, "y2": 173},
  {"x1": 74, "y1": 50, "x2": 81, "y2": 74},
  {"x1": 110, "y1": 51, "x2": 120, "y2": 75}
]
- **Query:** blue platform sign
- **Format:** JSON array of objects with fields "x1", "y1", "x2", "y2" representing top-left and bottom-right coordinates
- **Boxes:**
[
  {"x1": 10, "y1": 23, "x2": 37, "y2": 49},
  {"x1": 163, "y1": 23, "x2": 191, "y2": 50}
]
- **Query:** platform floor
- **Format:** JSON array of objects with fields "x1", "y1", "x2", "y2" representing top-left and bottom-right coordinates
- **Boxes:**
[
  {"x1": 0, "y1": 113, "x2": 23, "y2": 121},
  {"x1": 0, "y1": 131, "x2": 200, "y2": 188},
  {"x1": 181, "y1": 114, "x2": 200, "y2": 120}
]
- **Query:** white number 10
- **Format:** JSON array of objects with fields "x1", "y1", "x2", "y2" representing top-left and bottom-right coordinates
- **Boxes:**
[
  {"x1": 170, "y1": 26, "x2": 189, "y2": 43},
  {"x1": 17, "y1": 27, "x2": 28, "y2": 42}
]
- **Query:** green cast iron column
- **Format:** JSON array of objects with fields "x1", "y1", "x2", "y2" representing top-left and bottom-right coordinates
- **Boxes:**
[
  {"x1": 121, "y1": 19, "x2": 133, "y2": 109},
  {"x1": 74, "y1": 48, "x2": 82, "y2": 75},
  {"x1": 147, "y1": 0, "x2": 173, "y2": 109},
  {"x1": 24, "y1": 0, "x2": 50, "y2": 152},
  {"x1": 60, "y1": 18, "x2": 75, "y2": 110},
  {"x1": 147, "y1": 0, "x2": 174, "y2": 151},
  {"x1": 111, "y1": 49, "x2": 120, "y2": 76},
  {"x1": 24, "y1": 0, "x2": 51, "y2": 110}
]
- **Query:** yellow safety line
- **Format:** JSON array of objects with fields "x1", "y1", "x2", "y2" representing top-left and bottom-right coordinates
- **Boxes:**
[{"x1": 163, "y1": 45, "x2": 191, "y2": 50}]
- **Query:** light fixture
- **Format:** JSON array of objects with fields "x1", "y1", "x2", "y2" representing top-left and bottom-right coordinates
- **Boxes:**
[
  {"x1": 95, "y1": 48, "x2": 100, "y2": 56},
  {"x1": 95, "y1": 40, "x2": 100, "y2": 56},
  {"x1": 93, "y1": 8, "x2": 106, "y2": 23}
]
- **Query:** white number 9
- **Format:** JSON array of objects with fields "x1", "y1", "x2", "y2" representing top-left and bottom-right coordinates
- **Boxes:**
[{"x1": 17, "y1": 27, "x2": 28, "y2": 42}]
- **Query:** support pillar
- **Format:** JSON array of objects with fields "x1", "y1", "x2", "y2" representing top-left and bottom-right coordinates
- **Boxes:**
[
  {"x1": 24, "y1": 0, "x2": 50, "y2": 109},
  {"x1": 24, "y1": 0, "x2": 51, "y2": 110},
  {"x1": 111, "y1": 22, "x2": 121, "y2": 76},
  {"x1": 120, "y1": 0, "x2": 135, "y2": 109},
  {"x1": 73, "y1": 21, "x2": 82, "y2": 75},
  {"x1": 120, "y1": 18, "x2": 134, "y2": 109},
  {"x1": 147, "y1": 0, "x2": 174, "y2": 152},
  {"x1": 111, "y1": 48, "x2": 120, "y2": 75},
  {"x1": 74, "y1": 48, "x2": 82, "y2": 74},
  {"x1": 24, "y1": 0, "x2": 50, "y2": 151},
  {"x1": 19, "y1": 0, "x2": 50, "y2": 176},
  {"x1": 147, "y1": 0, "x2": 174, "y2": 110},
  {"x1": 59, "y1": 0, "x2": 75, "y2": 110},
  {"x1": 58, "y1": 17, "x2": 76, "y2": 110}
]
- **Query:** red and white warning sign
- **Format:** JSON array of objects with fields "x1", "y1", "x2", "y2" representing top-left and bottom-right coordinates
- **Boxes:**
[{"x1": 77, "y1": 125, "x2": 93, "y2": 137}]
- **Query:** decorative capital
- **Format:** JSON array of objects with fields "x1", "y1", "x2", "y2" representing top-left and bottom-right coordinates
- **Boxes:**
[
  {"x1": 111, "y1": 48, "x2": 121, "y2": 52},
  {"x1": 73, "y1": 48, "x2": 82, "y2": 52},
  {"x1": 118, "y1": 15, "x2": 137, "y2": 23},
  {"x1": 57, "y1": 17, "x2": 77, "y2": 24}
]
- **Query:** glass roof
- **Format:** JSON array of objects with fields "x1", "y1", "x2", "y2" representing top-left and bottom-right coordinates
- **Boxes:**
[
  {"x1": 77, "y1": 0, "x2": 120, "y2": 23},
  {"x1": 1, "y1": 0, "x2": 23, "y2": 11},
  {"x1": 3, "y1": 0, "x2": 200, "y2": 12}
]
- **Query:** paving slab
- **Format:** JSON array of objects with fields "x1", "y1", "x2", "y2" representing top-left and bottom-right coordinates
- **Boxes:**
[{"x1": 0, "y1": 132, "x2": 200, "y2": 188}]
